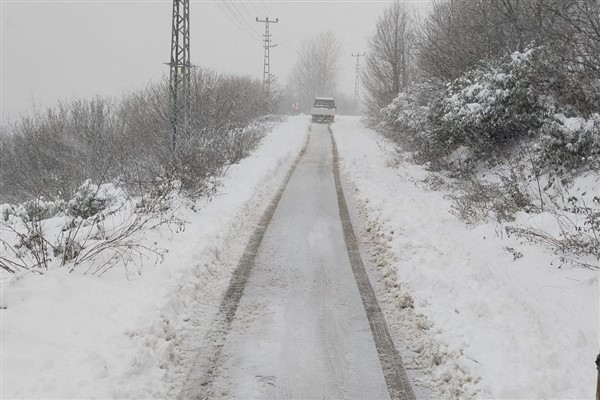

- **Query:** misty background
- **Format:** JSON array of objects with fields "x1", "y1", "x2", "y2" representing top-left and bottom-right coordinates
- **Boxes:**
[{"x1": 1, "y1": 0, "x2": 430, "y2": 122}]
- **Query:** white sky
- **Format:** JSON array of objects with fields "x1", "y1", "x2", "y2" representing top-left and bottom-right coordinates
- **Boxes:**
[{"x1": 1, "y1": 0, "x2": 431, "y2": 122}]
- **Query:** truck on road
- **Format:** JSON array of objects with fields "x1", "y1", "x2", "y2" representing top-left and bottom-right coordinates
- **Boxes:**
[{"x1": 311, "y1": 97, "x2": 336, "y2": 123}]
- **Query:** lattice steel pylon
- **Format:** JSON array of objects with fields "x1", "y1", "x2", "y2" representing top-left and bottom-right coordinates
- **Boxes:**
[
  {"x1": 351, "y1": 53, "x2": 366, "y2": 112},
  {"x1": 256, "y1": 17, "x2": 278, "y2": 98},
  {"x1": 169, "y1": 0, "x2": 191, "y2": 151}
]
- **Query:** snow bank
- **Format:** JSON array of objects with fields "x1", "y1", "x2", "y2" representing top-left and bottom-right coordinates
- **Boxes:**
[
  {"x1": 333, "y1": 116, "x2": 599, "y2": 399},
  {"x1": 1, "y1": 116, "x2": 310, "y2": 398}
]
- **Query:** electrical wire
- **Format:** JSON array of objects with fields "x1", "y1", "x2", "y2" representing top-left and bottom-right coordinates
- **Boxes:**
[
  {"x1": 261, "y1": 1, "x2": 272, "y2": 15},
  {"x1": 216, "y1": 0, "x2": 262, "y2": 41},
  {"x1": 246, "y1": 1, "x2": 262, "y2": 17},
  {"x1": 225, "y1": 2, "x2": 261, "y2": 39},
  {"x1": 214, "y1": 1, "x2": 301, "y2": 61},
  {"x1": 229, "y1": 1, "x2": 263, "y2": 37},
  {"x1": 236, "y1": 1, "x2": 256, "y2": 20}
]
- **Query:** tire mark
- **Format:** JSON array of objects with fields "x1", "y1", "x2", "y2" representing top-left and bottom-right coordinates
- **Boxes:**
[
  {"x1": 328, "y1": 124, "x2": 416, "y2": 400},
  {"x1": 179, "y1": 131, "x2": 311, "y2": 400}
]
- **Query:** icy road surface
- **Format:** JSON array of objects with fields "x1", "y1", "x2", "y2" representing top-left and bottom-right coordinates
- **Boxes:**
[{"x1": 198, "y1": 123, "x2": 412, "y2": 399}]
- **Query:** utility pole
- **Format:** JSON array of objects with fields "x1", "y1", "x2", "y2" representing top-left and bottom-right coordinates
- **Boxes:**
[
  {"x1": 351, "y1": 53, "x2": 366, "y2": 112},
  {"x1": 169, "y1": 0, "x2": 191, "y2": 152},
  {"x1": 256, "y1": 17, "x2": 278, "y2": 98}
]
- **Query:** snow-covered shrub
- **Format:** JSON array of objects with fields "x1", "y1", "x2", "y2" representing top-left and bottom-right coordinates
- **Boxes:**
[
  {"x1": 506, "y1": 196, "x2": 600, "y2": 269},
  {"x1": 2, "y1": 220, "x2": 50, "y2": 273},
  {"x1": 1, "y1": 204, "x2": 15, "y2": 222},
  {"x1": 6, "y1": 197, "x2": 66, "y2": 223},
  {"x1": 429, "y1": 48, "x2": 545, "y2": 157},
  {"x1": 0, "y1": 97, "x2": 122, "y2": 203},
  {"x1": 379, "y1": 83, "x2": 435, "y2": 145},
  {"x1": 0, "y1": 177, "x2": 181, "y2": 276},
  {"x1": 538, "y1": 113, "x2": 600, "y2": 177},
  {"x1": 448, "y1": 174, "x2": 532, "y2": 224},
  {"x1": 172, "y1": 115, "x2": 276, "y2": 197},
  {"x1": 1, "y1": 68, "x2": 269, "y2": 204},
  {"x1": 561, "y1": 196, "x2": 600, "y2": 264},
  {"x1": 67, "y1": 180, "x2": 112, "y2": 219},
  {"x1": 0, "y1": 68, "x2": 275, "y2": 278},
  {"x1": 222, "y1": 116, "x2": 273, "y2": 165},
  {"x1": 376, "y1": 82, "x2": 452, "y2": 166},
  {"x1": 377, "y1": 44, "x2": 600, "y2": 175},
  {"x1": 0, "y1": 198, "x2": 59, "y2": 273}
]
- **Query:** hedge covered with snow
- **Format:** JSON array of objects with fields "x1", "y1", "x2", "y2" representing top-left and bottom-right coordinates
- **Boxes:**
[{"x1": 379, "y1": 47, "x2": 600, "y2": 176}]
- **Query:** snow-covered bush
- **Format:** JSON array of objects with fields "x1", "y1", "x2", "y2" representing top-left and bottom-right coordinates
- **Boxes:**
[
  {"x1": 506, "y1": 195, "x2": 600, "y2": 269},
  {"x1": 1, "y1": 196, "x2": 68, "y2": 273},
  {"x1": 1, "y1": 219, "x2": 50, "y2": 273},
  {"x1": 379, "y1": 83, "x2": 435, "y2": 147},
  {"x1": 448, "y1": 173, "x2": 532, "y2": 224},
  {"x1": 67, "y1": 179, "x2": 112, "y2": 219},
  {"x1": 380, "y1": 46, "x2": 600, "y2": 175},
  {"x1": 538, "y1": 113, "x2": 600, "y2": 177},
  {"x1": 225, "y1": 115, "x2": 282, "y2": 164},
  {"x1": 0, "y1": 67, "x2": 277, "y2": 279},
  {"x1": 15, "y1": 197, "x2": 65, "y2": 223},
  {"x1": 0, "y1": 177, "x2": 182, "y2": 275},
  {"x1": 429, "y1": 48, "x2": 545, "y2": 157},
  {"x1": 375, "y1": 82, "x2": 452, "y2": 166},
  {"x1": 0, "y1": 197, "x2": 60, "y2": 273},
  {"x1": 0, "y1": 97, "x2": 122, "y2": 203},
  {"x1": 0, "y1": 68, "x2": 269, "y2": 204}
]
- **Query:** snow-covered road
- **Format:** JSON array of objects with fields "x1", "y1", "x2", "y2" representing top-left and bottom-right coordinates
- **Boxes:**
[
  {"x1": 3, "y1": 116, "x2": 596, "y2": 399},
  {"x1": 192, "y1": 124, "x2": 413, "y2": 399}
]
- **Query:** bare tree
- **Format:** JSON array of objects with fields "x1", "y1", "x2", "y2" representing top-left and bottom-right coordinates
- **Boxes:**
[
  {"x1": 363, "y1": 1, "x2": 415, "y2": 115},
  {"x1": 288, "y1": 32, "x2": 341, "y2": 111},
  {"x1": 417, "y1": 1, "x2": 504, "y2": 81},
  {"x1": 544, "y1": 0, "x2": 600, "y2": 76},
  {"x1": 416, "y1": 0, "x2": 564, "y2": 81}
]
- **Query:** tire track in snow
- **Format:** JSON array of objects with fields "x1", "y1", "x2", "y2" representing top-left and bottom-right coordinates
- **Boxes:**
[
  {"x1": 179, "y1": 130, "x2": 311, "y2": 400},
  {"x1": 329, "y1": 125, "x2": 416, "y2": 400}
]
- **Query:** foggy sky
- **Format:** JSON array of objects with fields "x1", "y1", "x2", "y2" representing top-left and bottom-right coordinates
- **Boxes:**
[{"x1": 1, "y1": 0, "x2": 431, "y2": 123}]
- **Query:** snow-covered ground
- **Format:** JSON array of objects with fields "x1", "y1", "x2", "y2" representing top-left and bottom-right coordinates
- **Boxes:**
[
  {"x1": 333, "y1": 116, "x2": 599, "y2": 399},
  {"x1": 1, "y1": 116, "x2": 309, "y2": 398},
  {"x1": 1, "y1": 115, "x2": 598, "y2": 399}
]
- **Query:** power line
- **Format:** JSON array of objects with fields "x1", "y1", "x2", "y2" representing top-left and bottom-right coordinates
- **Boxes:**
[
  {"x1": 237, "y1": 1, "x2": 256, "y2": 20},
  {"x1": 247, "y1": 1, "x2": 262, "y2": 16},
  {"x1": 224, "y1": 1, "x2": 262, "y2": 40},
  {"x1": 230, "y1": 2, "x2": 265, "y2": 39},
  {"x1": 216, "y1": 0, "x2": 261, "y2": 41},
  {"x1": 261, "y1": 1, "x2": 272, "y2": 15},
  {"x1": 215, "y1": 1, "x2": 250, "y2": 38},
  {"x1": 229, "y1": 2, "x2": 262, "y2": 37},
  {"x1": 218, "y1": 2, "x2": 301, "y2": 57}
]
